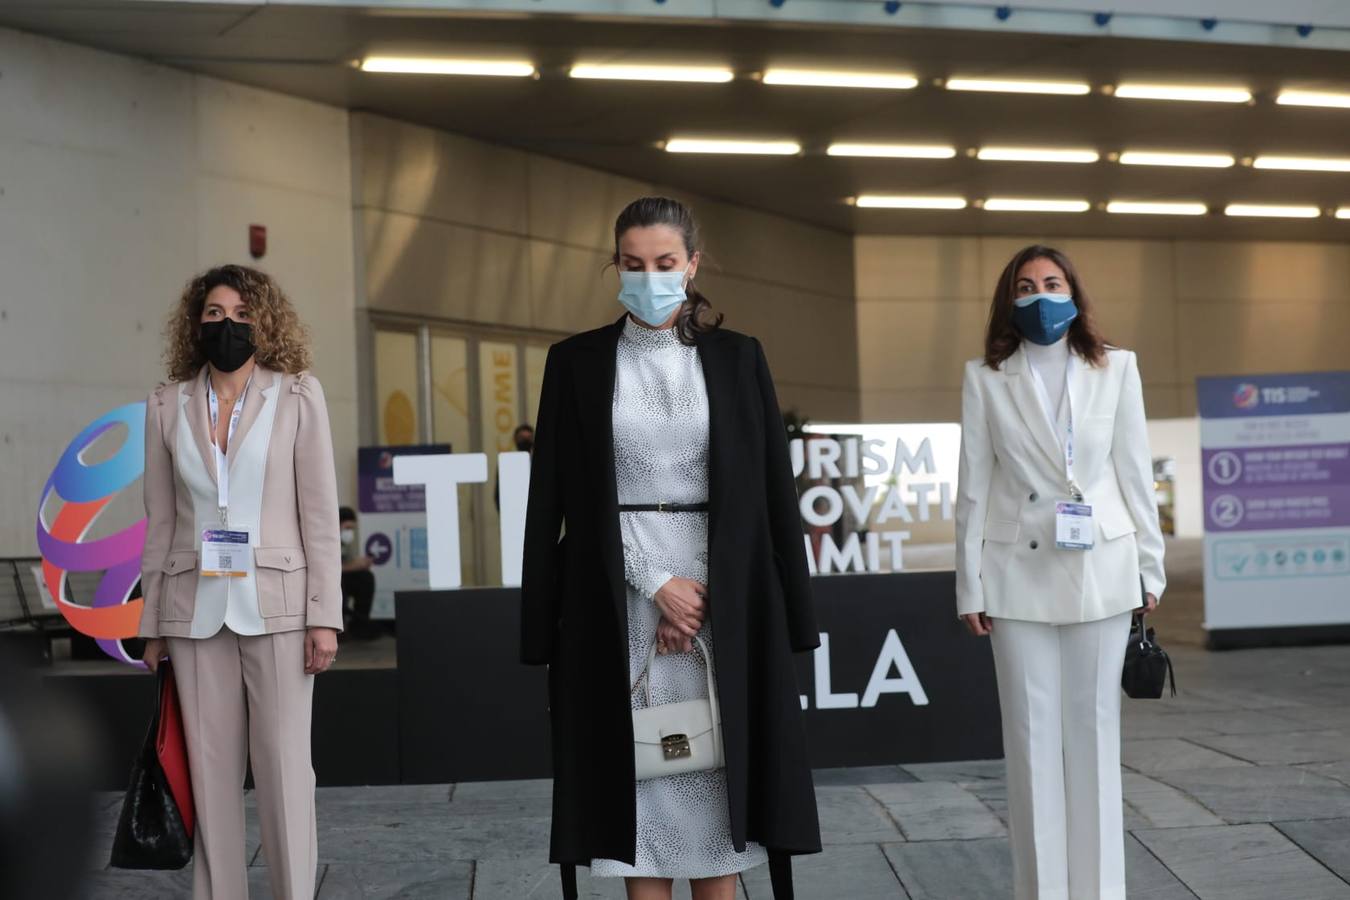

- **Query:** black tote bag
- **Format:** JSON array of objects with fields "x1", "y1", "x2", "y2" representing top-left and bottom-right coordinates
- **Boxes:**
[
  {"x1": 109, "y1": 663, "x2": 194, "y2": 869},
  {"x1": 1121, "y1": 613, "x2": 1176, "y2": 700}
]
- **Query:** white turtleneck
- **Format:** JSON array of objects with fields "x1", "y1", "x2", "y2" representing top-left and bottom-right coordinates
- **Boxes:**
[{"x1": 1024, "y1": 336, "x2": 1071, "y2": 428}]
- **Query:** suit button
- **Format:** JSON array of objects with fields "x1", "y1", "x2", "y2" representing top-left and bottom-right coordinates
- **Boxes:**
[
  {"x1": 1029, "y1": 492, "x2": 1039, "y2": 502},
  {"x1": 284, "y1": 556, "x2": 291, "y2": 563},
  {"x1": 310, "y1": 596, "x2": 319, "y2": 603},
  {"x1": 1030, "y1": 540, "x2": 1040, "y2": 550}
]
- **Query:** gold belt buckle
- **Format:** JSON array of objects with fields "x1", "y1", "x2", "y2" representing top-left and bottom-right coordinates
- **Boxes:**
[
  {"x1": 661, "y1": 733, "x2": 692, "y2": 760},
  {"x1": 657, "y1": 500, "x2": 669, "y2": 513}
]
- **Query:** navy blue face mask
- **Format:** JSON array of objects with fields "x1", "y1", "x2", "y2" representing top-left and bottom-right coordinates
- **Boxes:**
[{"x1": 1012, "y1": 293, "x2": 1078, "y2": 345}]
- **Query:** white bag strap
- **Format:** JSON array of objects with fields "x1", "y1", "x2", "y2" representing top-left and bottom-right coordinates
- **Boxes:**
[{"x1": 631, "y1": 635, "x2": 721, "y2": 753}]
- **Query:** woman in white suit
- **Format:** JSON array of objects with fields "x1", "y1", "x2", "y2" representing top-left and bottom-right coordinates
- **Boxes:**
[{"x1": 955, "y1": 245, "x2": 1165, "y2": 900}]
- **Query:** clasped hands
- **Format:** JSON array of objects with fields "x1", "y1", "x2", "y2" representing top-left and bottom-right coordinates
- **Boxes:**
[{"x1": 652, "y1": 576, "x2": 707, "y2": 655}]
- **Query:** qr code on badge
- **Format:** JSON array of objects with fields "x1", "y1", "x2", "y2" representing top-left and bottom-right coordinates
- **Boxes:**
[
  {"x1": 218, "y1": 554, "x2": 233, "y2": 569},
  {"x1": 1069, "y1": 527, "x2": 1081, "y2": 541}
]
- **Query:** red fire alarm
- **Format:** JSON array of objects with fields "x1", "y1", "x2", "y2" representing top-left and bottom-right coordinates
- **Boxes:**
[{"x1": 249, "y1": 224, "x2": 267, "y2": 259}]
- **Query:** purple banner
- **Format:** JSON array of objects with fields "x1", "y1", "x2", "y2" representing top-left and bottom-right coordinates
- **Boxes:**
[
  {"x1": 1200, "y1": 373, "x2": 1350, "y2": 535},
  {"x1": 358, "y1": 445, "x2": 451, "y2": 514}
]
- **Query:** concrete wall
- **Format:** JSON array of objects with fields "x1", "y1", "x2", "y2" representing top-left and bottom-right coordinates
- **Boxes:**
[
  {"x1": 351, "y1": 113, "x2": 860, "y2": 429},
  {"x1": 856, "y1": 235, "x2": 1350, "y2": 424},
  {"x1": 0, "y1": 27, "x2": 356, "y2": 556}
]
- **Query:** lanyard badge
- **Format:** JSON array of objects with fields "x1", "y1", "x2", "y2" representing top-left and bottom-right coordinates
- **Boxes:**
[
  {"x1": 206, "y1": 370, "x2": 252, "y2": 526},
  {"x1": 1028, "y1": 355, "x2": 1095, "y2": 551}
]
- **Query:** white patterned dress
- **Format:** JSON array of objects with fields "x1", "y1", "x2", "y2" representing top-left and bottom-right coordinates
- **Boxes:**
[{"x1": 591, "y1": 316, "x2": 769, "y2": 879}]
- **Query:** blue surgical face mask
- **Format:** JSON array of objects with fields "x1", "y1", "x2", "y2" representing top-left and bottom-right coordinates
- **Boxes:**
[
  {"x1": 1012, "y1": 292, "x2": 1078, "y2": 346},
  {"x1": 618, "y1": 269, "x2": 687, "y2": 327}
]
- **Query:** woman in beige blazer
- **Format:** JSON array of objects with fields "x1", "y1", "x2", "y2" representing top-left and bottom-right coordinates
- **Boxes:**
[{"x1": 138, "y1": 264, "x2": 343, "y2": 900}]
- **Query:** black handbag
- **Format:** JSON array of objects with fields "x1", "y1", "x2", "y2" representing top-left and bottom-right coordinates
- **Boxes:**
[
  {"x1": 1121, "y1": 612, "x2": 1176, "y2": 699},
  {"x1": 109, "y1": 664, "x2": 194, "y2": 869}
]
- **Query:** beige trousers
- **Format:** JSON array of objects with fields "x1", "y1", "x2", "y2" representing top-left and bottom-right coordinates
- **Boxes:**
[{"x1": 166, "y1": 627, "x2": 317, "y2": 900}]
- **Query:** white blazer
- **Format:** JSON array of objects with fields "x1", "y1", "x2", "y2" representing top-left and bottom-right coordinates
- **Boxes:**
[{"x1": 955, "y1": 344, "x2": 1166, "y2": 624}]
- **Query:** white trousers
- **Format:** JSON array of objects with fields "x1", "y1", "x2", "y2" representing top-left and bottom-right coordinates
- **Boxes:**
[{"x1": 990, "y1": 611, "x2": 1132, "y2": 900}]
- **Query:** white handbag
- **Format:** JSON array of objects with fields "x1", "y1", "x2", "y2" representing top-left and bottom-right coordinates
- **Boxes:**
[{"x1": 631, "y1": 634, "x2": 724, "y2": 781}]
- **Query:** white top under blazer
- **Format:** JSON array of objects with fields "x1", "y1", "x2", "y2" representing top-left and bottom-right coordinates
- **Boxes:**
[{"x1": 955, "y1": 341, "x2": 1166, "y2": 624}]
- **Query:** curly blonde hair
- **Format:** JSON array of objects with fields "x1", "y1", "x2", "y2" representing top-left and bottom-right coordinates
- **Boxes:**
[{"x1": 164, "y1": 265, "x2": 312, "y2": 381}]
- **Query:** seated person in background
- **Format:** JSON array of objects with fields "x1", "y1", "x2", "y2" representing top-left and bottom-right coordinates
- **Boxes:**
[{"x1": 339, "y1": 506, "x2": 377, "y2": 640}]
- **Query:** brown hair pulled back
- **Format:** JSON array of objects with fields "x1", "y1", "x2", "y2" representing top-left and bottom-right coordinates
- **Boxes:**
[{"x1": 612, "y1": 197, "x2": 723, "y2": 344}]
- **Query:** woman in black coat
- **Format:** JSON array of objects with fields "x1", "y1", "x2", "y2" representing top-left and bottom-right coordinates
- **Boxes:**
[{"x1": 521, "y1": 197, "x2": 821, "y2": 900}]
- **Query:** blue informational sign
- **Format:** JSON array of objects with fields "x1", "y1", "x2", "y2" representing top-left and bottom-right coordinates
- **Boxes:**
[
  {"x1": 1197, "y1": 372, "x2": 1350, "y2": 631},
  {"x1": 357, "y1": 444, "x2": 450, "y2": 619}
]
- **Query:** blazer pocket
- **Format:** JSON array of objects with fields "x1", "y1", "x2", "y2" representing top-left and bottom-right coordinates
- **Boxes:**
[
  {"x1": 983, "y1": 520, "x2": 1021, "y2": 544},
  {"x1": 1099, "y1": 511, "x2": 1137, "y2": 541},
  {"x1": 159, "y1": 550, "x2": 199, "y2": 622},
  {"x1": 254, "y1": 547, "x2": 308, "y2": 617}
]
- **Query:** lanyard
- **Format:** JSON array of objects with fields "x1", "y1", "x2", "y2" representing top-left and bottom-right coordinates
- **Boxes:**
[
  {"x1": 1027, "y1": 352, "x2": 1084, "y2": 502},
  {"x1": 206, "y1": 370, "x2": 252, "y2": 525}
]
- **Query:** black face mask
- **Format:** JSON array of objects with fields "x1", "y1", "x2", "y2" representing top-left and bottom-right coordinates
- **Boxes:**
[
  {"x1": 516, "y1": 437, "x2": 534, "y2": 453},
  {"x1": 199, "y1": 318, "x2": 256, "y2": 373}
]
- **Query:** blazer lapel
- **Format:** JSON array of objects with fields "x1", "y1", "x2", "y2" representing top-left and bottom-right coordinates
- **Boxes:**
[
  {"x1": 225, "y1": 366, "x2": 276, "y2": 469},
  {"x1": 576, "y1": 316, "x2": 628, "y2": 628},
  {"x1": 1002, "y1": 344, "x2": 1066, "y2": 472},
  {"x1": 184, "y1": 368, "x2": 218, "y2": 488},
  {"x1": 694, "y1": 329, "x2": 738, "y2": 551}
]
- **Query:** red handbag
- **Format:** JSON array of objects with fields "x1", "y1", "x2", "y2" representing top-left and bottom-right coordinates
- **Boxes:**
[{"x1": 156, "y1": 660, "x2": 195, "y2": 838}]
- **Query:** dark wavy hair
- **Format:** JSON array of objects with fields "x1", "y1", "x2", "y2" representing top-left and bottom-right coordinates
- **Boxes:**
[
  {"x1": 611, "y1": 197, "x2": 723, "y2": 344},
  {"x1": 984, "y1": 245, "x2": 1110, "y2": 369},
  {"x1": 164, "y1": 264, "x2": 311, "y2": 381}
]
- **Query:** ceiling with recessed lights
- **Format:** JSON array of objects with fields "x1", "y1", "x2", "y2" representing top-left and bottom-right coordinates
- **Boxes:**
[{"x1": 5, "y1": 1, "x2": 1350, "y2": 239}]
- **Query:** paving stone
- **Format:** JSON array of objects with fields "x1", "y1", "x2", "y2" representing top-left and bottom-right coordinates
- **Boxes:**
[
  {"x1": 1301, "y1": 760, "x2": 1350, "y2": 789},
  {"x1": 1123, "y1": 834, "x2": 1197, "y2": 900},
  {"x1": 1134, "y1": 823, "x2": 1350, "y2": 899},
  {"x1": 1154, "y1": 765, "x2": 1350, "y2": 824},
  {"x1": 1271, "y1": 705, "x2": 1350, "y2": 732},
  {"x1": 451, "y1": 778, "x2": 554, "y2": 801},
  {"x1": 316, "y1": 805, "x2": 552, "y2": 864},
  {"x1": 814, "y1": 785, "x2": 905, "y2": 844},
  {"x1": 1122, "y1": 738, "x2": 1253, "y2": 773},
  {"x1": 812, "y1": 765, "x2": 916, "y2": 786},
  {"x1": 317, "y1": 784, "x2": 451, "y2": 807},
  {"x1": 1191, "y1": 729, "x2": 1350, "y2": 766},
  {"x1": 81, "y1": 866, "x2": 272, "y2": 898},
  {"x1": 743, "y1": 843, "x2": 902, "y2": 899},
  {"x1": 1122, "y1": 772, "x2": 1225, "y2": 828},
  {"x1": 901, "y1": 759, "x2": 1006, "y2": 783},
  {"x1": 1276, "y1": 819, "x2": 1350, "y2": 884},
  {"x1": 1160, "y1": 709, "x2": 1305, "y2": 736},
  {"x1": 316, "y1": 860, "x2": 473, "y2": 899},
  {"x1": 866, "y1": 782, "x2": 1006, "y2": 840},
  {"x1": 883, "y1": 838, "x2": 1012, "y2": 899}
]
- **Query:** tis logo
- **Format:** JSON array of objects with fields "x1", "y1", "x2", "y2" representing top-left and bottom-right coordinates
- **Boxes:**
[
  {"x1": 35, "y1": 403, "x2": 148, "y2": 666},
  {"x1": 1233, "y1": 383, "x2": 1260, "y2": 410}
]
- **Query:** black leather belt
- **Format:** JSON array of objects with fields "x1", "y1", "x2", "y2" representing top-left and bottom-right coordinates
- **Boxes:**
[{"x1": 617, "y1": 501, "x2": 710, "y2": 513}]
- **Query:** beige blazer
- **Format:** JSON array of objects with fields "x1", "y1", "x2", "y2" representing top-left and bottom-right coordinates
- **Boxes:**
[
  {"x1": 138, "y1": 365, "x2": 344, "y2": 639},
  {"x1": 955, "y1": 346, "x2": 1166, "y2": 624}
]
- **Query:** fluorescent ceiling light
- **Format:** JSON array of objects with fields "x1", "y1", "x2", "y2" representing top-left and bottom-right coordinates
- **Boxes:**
[
  {"x1": 984, "y1": 198, "x2": 1090, "y2": 213},
  {"x1": 763, "y1": 69, "x2": 917, "y2": 89},
  {"x1": 1106, "y1": 201, "x2": 1208, "y2": 216},
  {"x1": 569, "y1": 64, "x2": 733, "y2": 83},
  {"x1": 1338, "y1": 208, "x2": 1350, "y2": 220},
  {"x1": 360, "y1": 57, "x2": 535, "y2": 77},
  {"x1": 1224, "y1": 203, "x2": 1321, "y2": 218},
  {"x1": 1253, "y1": 155, "x2": 1350, "y2": 173},
  {"x1": 664, "y1": 138, "x2": 801, "y2": 155},
  {"x1": 1277, "y1": 90, "x2": 1350, "y2": 109},
  {"x1": 945, "y1": 77, "x2": 1090, "y2": 96},
  {"x1": 977, "y1": 146, "x2": 1099, "y2": 164},
  {"x1": 855, "y1": 195, "x2": 968, "y2": 209},
  {"x1": 1118, "y1": 151, "x2": 1235, "y2": 168},
  {"x1": 827, "y1": 143, "x2": 956, "y2": 159},
  {"x1": 1113, "y1": 83, "x2": 1251, "y2": 103}
]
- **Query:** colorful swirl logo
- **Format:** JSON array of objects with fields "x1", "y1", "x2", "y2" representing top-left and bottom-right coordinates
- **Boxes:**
[
  {"x1": 35, "y1": 403, "x2": 148, "y2": 666},
  {"x1": 1233, "y1": 383, "x2": 1260, "y2": 410}
]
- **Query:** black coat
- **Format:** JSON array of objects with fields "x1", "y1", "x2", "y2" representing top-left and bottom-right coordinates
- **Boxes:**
[{"x1": 521, "y1": 315, "x2": 821, "y2": 895}]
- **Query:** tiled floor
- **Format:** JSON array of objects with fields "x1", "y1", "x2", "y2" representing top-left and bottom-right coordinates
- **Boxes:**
[{"x1": 80, "y1": 640, "x2": 1350, "y2": 899}]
